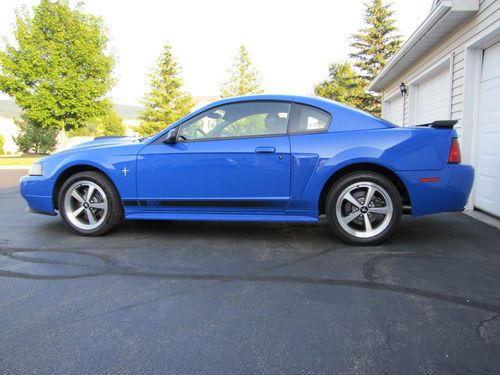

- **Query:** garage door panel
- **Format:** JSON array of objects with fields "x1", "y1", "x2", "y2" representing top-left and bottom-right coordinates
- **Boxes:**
[
  {"x1": 474, "y1": 42, "x2": 500, "y2": 217},
  {"x1": 479, "y1": 80, "x2": 500, "y2": 123},
  {"x1": 475, "y1": 173, "x2": 497, "y2": 206},
  {"x1": 415, "y1": 68, "x2": 450, "y2": 124},
  {"x1": 384, "y1": 95, "x2": 403, "y2": 125},
  {"x1": 477, "y1": 147, "x2": 499, "y2": 168},
  {"x1": 481, "y1": 42, "x2": 500, "y2": 81}
]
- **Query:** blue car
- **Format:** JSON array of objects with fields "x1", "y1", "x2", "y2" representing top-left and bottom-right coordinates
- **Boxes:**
[{"x1": 20, "y1": 95, "x2": 474, "y2": 245}]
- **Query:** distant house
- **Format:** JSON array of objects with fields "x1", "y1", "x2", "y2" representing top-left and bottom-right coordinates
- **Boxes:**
[
  {"x1": 370, "y1": 0, "x2": 500, "y2": 218},
  {"x1": 0, "y1": 115, "x2": 18, "y2": 154}
]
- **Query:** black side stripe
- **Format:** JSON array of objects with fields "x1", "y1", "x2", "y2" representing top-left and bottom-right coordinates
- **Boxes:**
[
  {"x1": 123, "y1": 200, "x2": 139, "y2": 207},
  {"x1": 123, "y1": 199, "x2": 283, "y2": 208}
]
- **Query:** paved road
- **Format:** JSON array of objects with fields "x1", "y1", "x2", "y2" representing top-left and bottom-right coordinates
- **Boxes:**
[{"x1": 1, "y1": 169, "x2": 499, "y2": 374}]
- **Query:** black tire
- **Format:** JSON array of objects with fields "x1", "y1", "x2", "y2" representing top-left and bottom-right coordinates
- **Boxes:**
[
  {"x1": 58, "y1": 171, "x2": 124, "y2": 236},
  {"x1": 325, "y1": 171, "x2": 402, "y2": 245}
]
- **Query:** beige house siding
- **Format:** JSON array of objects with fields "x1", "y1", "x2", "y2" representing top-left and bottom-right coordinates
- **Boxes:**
[{"x1": 381, "y1": 0, "x2": 500, "y2": 139}]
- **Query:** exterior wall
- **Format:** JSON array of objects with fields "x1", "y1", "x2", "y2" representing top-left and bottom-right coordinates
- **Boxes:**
[{"x1": 382, "y1": 0, "x2": 500, "y2": 140}]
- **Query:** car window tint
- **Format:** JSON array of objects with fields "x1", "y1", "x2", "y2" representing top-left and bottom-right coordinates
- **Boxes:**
[
  {"x1": 178, "y1": 101, "x2": 291, "y2": 141},
  {"x1": 289, "y1": 104, "x2": 331, "y2": 133}
]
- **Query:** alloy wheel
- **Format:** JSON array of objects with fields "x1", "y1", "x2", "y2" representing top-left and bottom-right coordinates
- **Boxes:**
[
  {"x1": 63, "y1": 180, "x2": 109, "y2": 231},
  {"x1": 335, "y1": 181, "x2": 393, "y2": 239}
]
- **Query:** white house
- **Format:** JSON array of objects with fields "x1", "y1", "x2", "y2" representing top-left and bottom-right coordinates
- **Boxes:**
[
  {"x1": 370, "y1": 0, "x2": 500, "y2": 219},
  {"x1": 0, "y1": 115, "x2": 19, "y2": 154}
]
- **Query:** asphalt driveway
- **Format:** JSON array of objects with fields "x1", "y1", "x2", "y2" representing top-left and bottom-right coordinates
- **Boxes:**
[{"x1": 1, "y1": 169, "x2": 499, "y2": 374}]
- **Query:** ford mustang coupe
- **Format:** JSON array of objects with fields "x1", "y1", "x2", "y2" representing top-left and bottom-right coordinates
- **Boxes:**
[{"x1": 20, "y1": 95, "x2": 474, "y2": 245}]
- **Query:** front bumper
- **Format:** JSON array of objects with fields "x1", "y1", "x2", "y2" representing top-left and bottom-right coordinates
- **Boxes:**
[
  {"x1": 20, "y1": 175, "x2": 57, "y2": 215},
  {"x1": 398, "y1": 164, "x2": 474, "y2": 217}
]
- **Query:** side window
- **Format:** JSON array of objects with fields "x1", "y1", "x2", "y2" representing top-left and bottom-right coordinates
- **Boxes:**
[
  {"x1": 289, "y1": 104, "x2": 331, "y2": 134},
  {"x1": 177, "y1": 110, "x2": 225, "y2": 140},
  {"x1": 178, "y1": 101, "x2": 291, "y2": 141}
]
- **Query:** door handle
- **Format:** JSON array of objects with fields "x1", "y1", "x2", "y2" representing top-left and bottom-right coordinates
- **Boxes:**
[{"x1": 255, "y1": 146, "x2": 276, "y2": 153}]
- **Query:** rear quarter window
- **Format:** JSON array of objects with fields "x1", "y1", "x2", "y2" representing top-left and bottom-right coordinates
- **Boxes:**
[{"x1": 289, "y1": 104, "x2": 331, "y2": 134}]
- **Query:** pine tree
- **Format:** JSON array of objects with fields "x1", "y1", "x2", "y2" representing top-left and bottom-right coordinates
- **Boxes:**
[
  {"x1": 350, "y1": 0, "x2": 402, "y2": 115},
  {"x1": 136, "y1": 43, "x2": 193, "y2": 137},
  {"x1": 314, "y1": 61, "x2": 365, "y2": 109},
  {"x1": 220, "y1": 45, "x2": 263, "y2": 98}
]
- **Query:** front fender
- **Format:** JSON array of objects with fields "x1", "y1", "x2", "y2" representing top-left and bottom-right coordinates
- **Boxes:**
[{"x1": 44, "y1": 146, "x2": 140, "y2": 202}]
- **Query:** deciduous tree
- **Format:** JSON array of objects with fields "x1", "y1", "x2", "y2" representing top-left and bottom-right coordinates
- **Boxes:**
[
  {"x1": 314, "y1": 61, "x2": 365, "y2": 109},
  {"x1": 0, "y1": 0, "x2": 115, "y2": 132},
  {"x1": 70, "y1": 103, "x2": 125, "y2": 137},
  {"x1": 97, "y1": 108, "x2": 125, "y2": 136}
]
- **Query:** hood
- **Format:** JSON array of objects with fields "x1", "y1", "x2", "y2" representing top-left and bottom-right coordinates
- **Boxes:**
[
  {"x1": 34, "y1": 135, "x2": 147, "y2": 171},
  {"x1": 68, "y1": 136, "x2": 144, "y2": 151}
]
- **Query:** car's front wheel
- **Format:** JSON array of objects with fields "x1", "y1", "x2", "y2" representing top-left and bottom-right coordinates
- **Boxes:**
[
  {"x1": 326, "y1": 172, "x2": 402, "y2": 245},
  {"x1": 58, "y1": 171, "x2": 123, "y2": 236}
]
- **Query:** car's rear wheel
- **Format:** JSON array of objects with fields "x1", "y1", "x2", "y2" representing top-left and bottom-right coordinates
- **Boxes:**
[
  {"x1": 58, "y1": 171, "x2": 123, "y2": 236},
  {"x1": 326, "y1": 172, "x2": 402, "y2": 245}
]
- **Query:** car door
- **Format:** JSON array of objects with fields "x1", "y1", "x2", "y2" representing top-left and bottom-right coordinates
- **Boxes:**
[{"x1": 136, "y1": 101, "x2": 292, "y2": 213}]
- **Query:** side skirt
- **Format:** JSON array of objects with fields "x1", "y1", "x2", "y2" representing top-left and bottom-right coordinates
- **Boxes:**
[{"x1": 124, "y1": 211, "x2": 319, "y2": 223}]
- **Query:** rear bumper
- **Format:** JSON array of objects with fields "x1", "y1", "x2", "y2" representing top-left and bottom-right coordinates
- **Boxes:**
[
  {"x1": 398, "y1": 164, "x2": 474, "y2": 216},
  {"x1": 20, "y1": 175, "x2": 57, "y2": 216}
]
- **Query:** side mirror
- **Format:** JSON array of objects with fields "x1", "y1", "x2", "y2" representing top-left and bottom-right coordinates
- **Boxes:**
[{"x1": 163, "y1": 128, "x2": 178, "y2": 144}]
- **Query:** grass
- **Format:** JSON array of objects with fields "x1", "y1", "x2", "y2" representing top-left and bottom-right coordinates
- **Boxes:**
[{"x1": 0, "y1": 155, "x2": 42, "y2": 166}]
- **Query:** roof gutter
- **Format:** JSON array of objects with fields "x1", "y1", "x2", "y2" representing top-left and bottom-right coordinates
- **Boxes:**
[{"x1": 369, "y1": 0, "x2": 479, "y2": 92}]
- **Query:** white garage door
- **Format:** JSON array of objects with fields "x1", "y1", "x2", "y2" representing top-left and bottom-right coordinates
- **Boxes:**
[
  {"x1": 415, "y1": 68, "x2": 450, "y2": 124},
  {"x1": 474, "y1": 42, "x2": 500, "y2": 218},
  {"x1": 383, "y1": 95, "x2": 404, "y2": 125}
]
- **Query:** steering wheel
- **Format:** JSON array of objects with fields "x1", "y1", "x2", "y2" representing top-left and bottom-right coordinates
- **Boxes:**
[{"x1": 195, "y1": 128, "x2": 206, "y2": 138}]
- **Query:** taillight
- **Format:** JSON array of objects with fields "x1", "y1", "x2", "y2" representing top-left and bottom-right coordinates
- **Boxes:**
[{"x1": 448, "y1": 138, "x2": 461, "y2": 164}]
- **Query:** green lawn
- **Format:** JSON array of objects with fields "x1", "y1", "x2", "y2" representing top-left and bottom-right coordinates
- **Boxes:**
[{"x1": 0, "y1": 155, "x2": 41, "y2": 166}]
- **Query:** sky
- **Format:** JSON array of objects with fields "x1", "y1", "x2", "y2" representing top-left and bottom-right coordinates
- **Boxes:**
[{"x1": 0, "y1": 0, "x2": 431, "y2": 106}]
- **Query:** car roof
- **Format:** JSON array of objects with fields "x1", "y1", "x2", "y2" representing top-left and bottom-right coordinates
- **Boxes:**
[
  {"x1": 210, "y1": 94, "x2": 338, "y2": 110},
  {"x1": 202, "y1": 95, "x2": 394, "y2": 131}
]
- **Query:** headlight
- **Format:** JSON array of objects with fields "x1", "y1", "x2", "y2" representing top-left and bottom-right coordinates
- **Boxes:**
[{"x1": 29, "y1": 163, "x2": 43, "y2": 176}]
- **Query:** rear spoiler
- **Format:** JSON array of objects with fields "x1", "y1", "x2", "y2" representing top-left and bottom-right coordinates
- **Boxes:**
[{"x1": 415, "y1": 120, "x2": 458, "y2": 129}]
